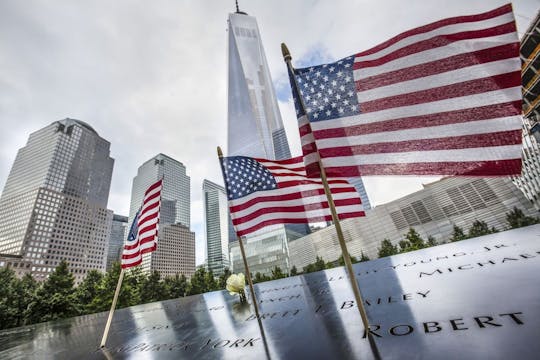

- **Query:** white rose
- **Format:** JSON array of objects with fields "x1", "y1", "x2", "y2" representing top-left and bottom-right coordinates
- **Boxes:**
[{"x1": 226, "y1": 273, "x2": 245, "y2": 295}]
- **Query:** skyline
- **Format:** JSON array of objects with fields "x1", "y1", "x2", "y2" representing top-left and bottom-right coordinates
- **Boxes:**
[{"x1": 0, "y1": 0, "x2": 537, "y2": 265}]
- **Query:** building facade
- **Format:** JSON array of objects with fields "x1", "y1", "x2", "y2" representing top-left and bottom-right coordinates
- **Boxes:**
[
  {"x1": 513, "y1": 11, "x2": 540, "y2": 209},
  {"x1": 227, "y1": 10, "x2": 291, "y2": 160},
  {"x1": 106, "y1": 214, "x2": 128, "y2": 271},
  {"x1": 0, "y1": 119, "x2": 114, "y2": 283},
  {"x1": 203, "y1": 179, "x2": 230, "y2": 276},
  {"x1": 128, "y1": 154, "x2": 194, "y2": 276},
  {"x1": 151, "y1": 224, "x2": 195, "y2": 279},
  {"x1": 288, "y1": 177, "x2": 537, "y2": 270},
  {"x1": 226, "y1": 8, "x2": 306, "y2": 274}
]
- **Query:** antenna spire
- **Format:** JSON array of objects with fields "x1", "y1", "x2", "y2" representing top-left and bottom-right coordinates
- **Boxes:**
[{"x1": 234, "y1": 0, "x2": 247, "y2": 15}]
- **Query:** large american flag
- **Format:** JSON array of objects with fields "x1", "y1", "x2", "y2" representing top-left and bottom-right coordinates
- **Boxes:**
[
  {"x1": 121, "y1": 179, "x2": 163, "y2": 268},
  {"x1": 220, "y1": 156, "x2": 365, "y2": 237},
  {"x1": 289, "y1": 4, "x2": 522, "y2": 178}
]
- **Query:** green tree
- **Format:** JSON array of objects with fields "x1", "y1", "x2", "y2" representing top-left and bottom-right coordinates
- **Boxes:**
[
  {"x1": 359, "y1": 251, "x2": 370, "y2": 262},
  {"x1": 290, "y1": 265, "x2": 298, "y2": 276},
  {"x1": 337, "y1": 255, "x2": 358, "y2": 266},
  {"x1": 75, "y1": 270, "x2": 103, "y2": 315},
  {"x1": 26, "y1": 260, "x2": 78, "y2": 323},
  {"x1": 217, "y1": 268, "x2": 232, "y2": 290},
  {"x1": 426, "y1": 236, "x2": 438, "y2": 247},
  {"x1": 271, "y1": 266, "x2": 286, "y2": 280},
  {"x1": 0, "y1": 267, "x2": 19, "y2": 329},
  {"x1": 88, "y1": 262, "x2": 140, "y2": 312},
  {"x1": 16, "y1": 273, "x2": 37, "y2": 327},
  {"x1": 450, "y1": 225, "x2": 468, "y2": 242},
  {"x1": 506, "y1": 207, "x2": 539, "y2": 229},
  {"x1": 253, "y1": 272, "x2": 271, "y2": 283},
  {"x1": 140, "y1": 271, "x2": 166, "y2": 303},
  {"x1": 164, "y1": 274, "x2": 188, "y2": 299},
  {"x1": 468, "y1": 220, "x2": 494, "y2": 238},
  {"x1": 377, "y1": 239, "x2": 398, "y2": 258},
  {"x1": 187, "y1": 267, "x2": 210, "y2": 295},
  {"x1": 303, "y1": 256, "x2": 327, "y2": 273}
]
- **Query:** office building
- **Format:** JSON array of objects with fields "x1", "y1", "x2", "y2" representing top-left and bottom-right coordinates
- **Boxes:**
[
  {"x1": 128, "y1": 154, "x2": 194, "y2": 276},
  {"x1": 513, "y1": 11, "x2": 540, "y2": 209},
  {"x1": 288, "y1": 177, "x2": 537, "y2": 270},
  {"x1": 227, "y1": 8, "x2": 291, "y2": 160},
  {"x1": 227, "y1": 7, "x2": 308, "y2": 274},
  {"x1": 106, "y1": 214, "x2": 128, "y2": 271},
  {"x1": 203, "y1": 179, "x2": 230, "y2": 276},
  {"x1": 0, "y1": 118, "x2": 114, "y2": 283}
]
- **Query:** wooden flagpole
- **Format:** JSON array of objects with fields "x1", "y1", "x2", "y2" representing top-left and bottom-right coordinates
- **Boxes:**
[
  {"x1": 217, "y1": 147, "x2": 261, "y2": 317},
  {"x1": 281, "y1": 43, "x2": 380, "y2": 357},
  {"x1": 100, "y1": 267, "x2": 125, "y2": 348}
]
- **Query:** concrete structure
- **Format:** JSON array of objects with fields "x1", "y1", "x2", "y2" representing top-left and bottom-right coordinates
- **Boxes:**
[
  {"x1": 128, "y1": 154, "x2": 194, "y2": 276},
  {"x1": 0, "y1": 119, "x2": 114, "y2": 283},
  {"x1": 203, "y1": 179, "x2": 230, "y2": 276},
  {"x1": 513, "y1": 11, "x2": 540, "y2": 210},
  {"x1": 105, "y1": 214, "x2": 128, "y2": 271},
  {"x1": 288, "y1": 177, "x2": 537, "y2": 271}
]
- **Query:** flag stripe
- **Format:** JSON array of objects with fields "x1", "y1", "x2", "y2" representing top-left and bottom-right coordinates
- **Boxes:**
[
  {"x1": 231, "y1": 191, "x2": 361, "y2": 219},
  {"x1": 233, "y1": 204, "x2": 365, "y2": 234},
  {"x1": 358, "y1": 57, "x2": 519, "y2": 103},
  {"x1": 354, "y1": 4, "x2": 512, "y2": 58},
  {"x1": 308, "y1": 101, "x2": 521, "y2": 139},
  {"x1": 354, "y1": 22, "x2": 516, "y2": 70},
  {"x1": 228, "y1": 186, "x2": 358, "y2": 213},
  {"x1": 360, "y1": 71, "x2": 520, "y2": 113},
  {"x1": 322, "y1": 144, "x2": 521, "y2": 166},
  {"x1": 356, "y1": 43, "x2": 519, "y2": 92},
  {"x1": 319, "y1": 130, "x2": 522, "y2": 157},
  {"x1": 313, "y1": 116, "x2": 522, "y2": 149},
  {"x1": 323, "y1": 159, "x2": 522, "y2": 177}
]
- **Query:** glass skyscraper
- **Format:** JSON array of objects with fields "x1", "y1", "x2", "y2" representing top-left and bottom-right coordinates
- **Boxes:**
[
  {"x1": 203, "y1": 179, "x2": 230, "y2": 276},
  {"x1": 106, "y1": 214, "x2": 128, "y2": 271},
  {"x1": 128, "y1": 153, "x2": 193, "y2": 275},
  {"x1": 226, "y1": 8, "x2": 307, "y2": 275},
  {"x1": 0, "y1": 118, "x2": 114, "y2": 283},
  {"x1": 227, "y1": 10, "x2": 291, "y2": 160}
]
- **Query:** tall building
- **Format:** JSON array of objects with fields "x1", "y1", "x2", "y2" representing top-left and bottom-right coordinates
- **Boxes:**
[
  {"x1": 513, "y1": 11, "x2": 540, "y2": 209},
  {"x1": 227, "y1": 7, "x2": 307, "y2": 274},
  {"x1": 0, "y1": 118, "x2": 114, "y2": 283},
  {"x1": 227, "y1": 8, "x2": 291, "y2": 160},
  {"x1": 203, "y1": 179, "x2": 229, "y2": 276},
  {"x1": 288, "y1": 176, "x2": 537, "y2": 269},
  {"x1": 128, "y1": 154, "x2": 194, "y2": 276},
  {"x1": 106, "y1": 214, "x2": 128, "y2": 271}
]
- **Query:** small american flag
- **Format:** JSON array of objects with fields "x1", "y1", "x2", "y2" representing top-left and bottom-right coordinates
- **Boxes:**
[
  {"x1": 289, "y1": 4, "x2": 522, "y2": 177},
  {"x1": 220, "y1": 155, "x2": 364, "y2": 237},
  {"x1": 121, "y1": 179, "x2": 163, "y2": 268}
]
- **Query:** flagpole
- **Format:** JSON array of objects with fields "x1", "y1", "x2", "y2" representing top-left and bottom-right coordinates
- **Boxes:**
[
  {"x1": 281, "y1": 43, "x2": 379, "y2": 355},
  {"x1": 217, "y1": 147, "x2": 261, "y2": 317},
  {"x1": 100, "y1": 267, "x2": 125, "y2": 348}
]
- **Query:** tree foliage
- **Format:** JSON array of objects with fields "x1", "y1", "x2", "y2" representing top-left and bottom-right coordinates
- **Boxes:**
[
  {"x1": 450, "y1": 225, "x2": 467, "y2": 242},
  {"x1": 377, "y1": 239, "x2": 398, "y2": 258},
  {"x1": 468, "y1": 220, "x2": 496, "y2": 238},
  {"x1": 506, "y1": 207, "x2": 539, "y2": 229}
]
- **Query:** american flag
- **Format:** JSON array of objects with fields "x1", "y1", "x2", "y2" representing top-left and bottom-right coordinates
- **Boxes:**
[
  {"x1": 220, "y1": 155, "x2": 364, "y2": 237},
  {"x1": 121, "y1": 179, "x2": 163, "y2": 268},
  {"x1": 289, "y1": 4, "x2": 522, "y2": 178}
]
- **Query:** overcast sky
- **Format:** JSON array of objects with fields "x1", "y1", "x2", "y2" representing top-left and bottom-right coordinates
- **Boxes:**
[{"x1": 0, "y1": 0, "x2": 537, "y2": 265}]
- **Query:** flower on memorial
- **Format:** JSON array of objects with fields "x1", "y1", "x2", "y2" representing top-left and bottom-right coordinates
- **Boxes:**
[{"x1": 226, "y1": 273, "x2": 247, "y2": 303}]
